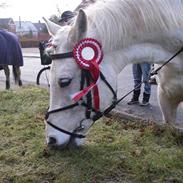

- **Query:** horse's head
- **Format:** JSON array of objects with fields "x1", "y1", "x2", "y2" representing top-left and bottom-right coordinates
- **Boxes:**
[{"x1": 44, "y1": 10, "x2": 117, "y2": 149}]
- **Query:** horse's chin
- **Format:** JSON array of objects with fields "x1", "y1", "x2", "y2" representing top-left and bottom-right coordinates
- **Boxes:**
[
  {"x1": 70, "y1": 137, "x2": 85, "y2": 148},
  {"x1": 47, "y1": 137, "x2": 85, "y2": 150}
]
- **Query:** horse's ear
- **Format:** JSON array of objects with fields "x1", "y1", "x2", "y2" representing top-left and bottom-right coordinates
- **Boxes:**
[
  {"x1": 42, "y1": 17, "x2": 61, "y2": 36},
  {"x1": 69, "y1": 9, "x2": 87, "y2": 44}
]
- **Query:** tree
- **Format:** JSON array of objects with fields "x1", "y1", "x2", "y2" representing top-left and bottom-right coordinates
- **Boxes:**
[{"x1": 0, "y1": 1, "x2": 8, "y2": 8}]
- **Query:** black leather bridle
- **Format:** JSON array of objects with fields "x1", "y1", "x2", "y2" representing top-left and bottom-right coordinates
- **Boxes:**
[
  {"x1": 45, "y1": 51, "x2": 117, "y2": 139},
  {"x1": 44, "y1": 44, "x2": 183, "y2": 139}
]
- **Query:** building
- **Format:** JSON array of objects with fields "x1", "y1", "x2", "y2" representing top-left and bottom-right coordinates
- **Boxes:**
[
  {"x1": 33, "y1": 22, "x2": 48, "y2": 33},
  {"x1": 14, "y1": 21, "x2": 38, "y2": 38},
  {"x1": 0, "y1": 18, "x2": 16, "y2": 32},
  {"x1": 33, "y1": 22, "x2": 50, "y2": 40}
]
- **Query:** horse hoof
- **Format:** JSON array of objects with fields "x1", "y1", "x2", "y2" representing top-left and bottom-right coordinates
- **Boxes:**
[
  {"x1": 19, "y1": 80, "x2": 23, "y2": 86},
  {"x1": 6, "y1": 81, "x2": 10, "y2": 90}
]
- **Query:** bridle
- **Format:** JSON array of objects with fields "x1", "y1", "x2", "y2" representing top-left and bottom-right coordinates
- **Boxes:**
[
  {"x1": 44, "y1": 38, "x2": 183, "y2": 140},
  {"x1": 45, "y1": 47, "x2": 118, "y2": 139}
]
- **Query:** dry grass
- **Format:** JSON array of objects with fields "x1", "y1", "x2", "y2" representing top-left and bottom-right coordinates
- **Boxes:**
[{"x1": 0, "y1": 86, "x2": 183, "y2": 183}]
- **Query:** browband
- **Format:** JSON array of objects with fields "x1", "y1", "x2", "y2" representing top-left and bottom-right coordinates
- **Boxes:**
[{"x1": 50, "y1": 52, "x2": 73, "y2": 60}]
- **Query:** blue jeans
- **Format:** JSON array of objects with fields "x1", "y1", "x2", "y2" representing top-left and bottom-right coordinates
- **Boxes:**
[{"x1": 132, "y1": 63, "x2": 151, "y2": 94}]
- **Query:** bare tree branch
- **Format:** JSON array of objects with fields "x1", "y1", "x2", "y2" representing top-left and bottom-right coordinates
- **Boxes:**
[{"x1": 0, "y1": 1, "x2": 8, "y2": 8}]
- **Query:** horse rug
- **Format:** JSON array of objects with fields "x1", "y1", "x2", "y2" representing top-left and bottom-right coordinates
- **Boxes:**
[{"x1": 0, "y1": 30, "x2": 23, "y2": 66}]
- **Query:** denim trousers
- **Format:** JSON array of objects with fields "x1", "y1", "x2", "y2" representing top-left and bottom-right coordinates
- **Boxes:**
[{"x1": 132, "y1": 63, "x2": 151, "y2": 94}]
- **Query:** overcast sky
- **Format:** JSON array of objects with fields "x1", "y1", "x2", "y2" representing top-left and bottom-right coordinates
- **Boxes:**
[{"x1": 0, "y1": 0, "x2": 82, "y2": 22}]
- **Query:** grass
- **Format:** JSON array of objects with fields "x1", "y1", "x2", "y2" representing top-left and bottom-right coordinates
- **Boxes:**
[{"x1": 0, "y1": 85, "x2": 183, "y2": 183}]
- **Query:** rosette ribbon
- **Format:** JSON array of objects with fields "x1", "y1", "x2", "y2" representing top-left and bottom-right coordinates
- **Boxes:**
[{"x1": 72, "y1": 38, "x2": 103, "y2": 111}]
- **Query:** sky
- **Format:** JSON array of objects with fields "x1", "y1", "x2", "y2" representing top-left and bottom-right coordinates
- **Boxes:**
[{"x1": 0, "y1": 0, "x2": 82, "y2": 22}]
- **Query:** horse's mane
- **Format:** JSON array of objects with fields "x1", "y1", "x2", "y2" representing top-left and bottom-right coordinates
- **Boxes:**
[
  {"x1": 84, "y1": 0, "x2": 183, "y2": 52},
  {"x1": 74, "y1": 0, "x2": 97, "y2": 12}
]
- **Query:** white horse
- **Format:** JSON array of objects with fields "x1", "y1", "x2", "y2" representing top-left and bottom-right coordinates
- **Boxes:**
[{"x1": 44, "y1": 0, "x2": 183, "y2": 148}]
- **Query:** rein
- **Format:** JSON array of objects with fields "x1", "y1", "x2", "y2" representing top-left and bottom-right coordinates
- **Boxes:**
[
  {"x1": 150, "y1": 46, "x2": 183, "y2": 76},
  {"x1": 45, "y1": 42, "x2": 183, "y2": 139}
]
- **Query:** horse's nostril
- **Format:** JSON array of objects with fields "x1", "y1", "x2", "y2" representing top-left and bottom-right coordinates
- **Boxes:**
[{"x1": 48, "y1": 137, "x2": 57, "y2": 145}]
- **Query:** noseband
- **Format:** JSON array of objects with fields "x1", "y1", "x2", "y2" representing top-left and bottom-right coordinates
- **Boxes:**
[{"x1": 45, "y1": 39, "x2": 117, "y2": 139}]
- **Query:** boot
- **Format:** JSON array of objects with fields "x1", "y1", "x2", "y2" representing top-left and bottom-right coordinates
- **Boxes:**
[
  {"x1": 127, "y1": 90, "x2": 140, "y2": 105},
  {"x1": 140, "y1": 92, "x2": 150, "y2": 106}
]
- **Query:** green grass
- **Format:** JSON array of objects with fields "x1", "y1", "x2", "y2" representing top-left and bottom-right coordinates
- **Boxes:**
[{"x1": 0, "y1": 85, "x2": 183, "y2": 183}]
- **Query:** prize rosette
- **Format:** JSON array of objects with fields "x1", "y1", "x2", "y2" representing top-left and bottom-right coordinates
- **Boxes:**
[
  {"x1": 73, "y1": 38, "x2": 103, "y2": 70},
  {"x1": 72, "y1": 38, "x2": 103, "y2": 111}
]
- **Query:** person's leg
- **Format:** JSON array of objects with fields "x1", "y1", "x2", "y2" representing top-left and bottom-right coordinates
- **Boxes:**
[
  {"x1": 140, "y1": 63, "x2": 151, "y2": 106},
  {"x1": 128, "y1": 64, "x2": 142, "y2": 105}
]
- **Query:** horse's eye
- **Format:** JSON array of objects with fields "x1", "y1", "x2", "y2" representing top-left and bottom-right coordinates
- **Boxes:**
[{"x1": 58, "y1": 78, "x2": 72, "y2": 88}]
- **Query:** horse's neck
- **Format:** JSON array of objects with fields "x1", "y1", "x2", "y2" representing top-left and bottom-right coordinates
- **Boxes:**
[
  {"x1": 87, "y1": 0, "x2": 183, "y2": 52},
  {"x1": 103, "y1": 44, "x2": 181, "y2": 75},
  {"x1": 86, "y1": 0, "x2": 183, "y2": 74}
]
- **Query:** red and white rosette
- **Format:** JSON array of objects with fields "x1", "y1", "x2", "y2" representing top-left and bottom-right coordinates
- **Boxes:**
[
  {"x1": 71, "y1": 38, "x2": 103, "y2": 111},
  {"x1": 73, "y1": 38, "x2": 103, "y2": 69}
]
